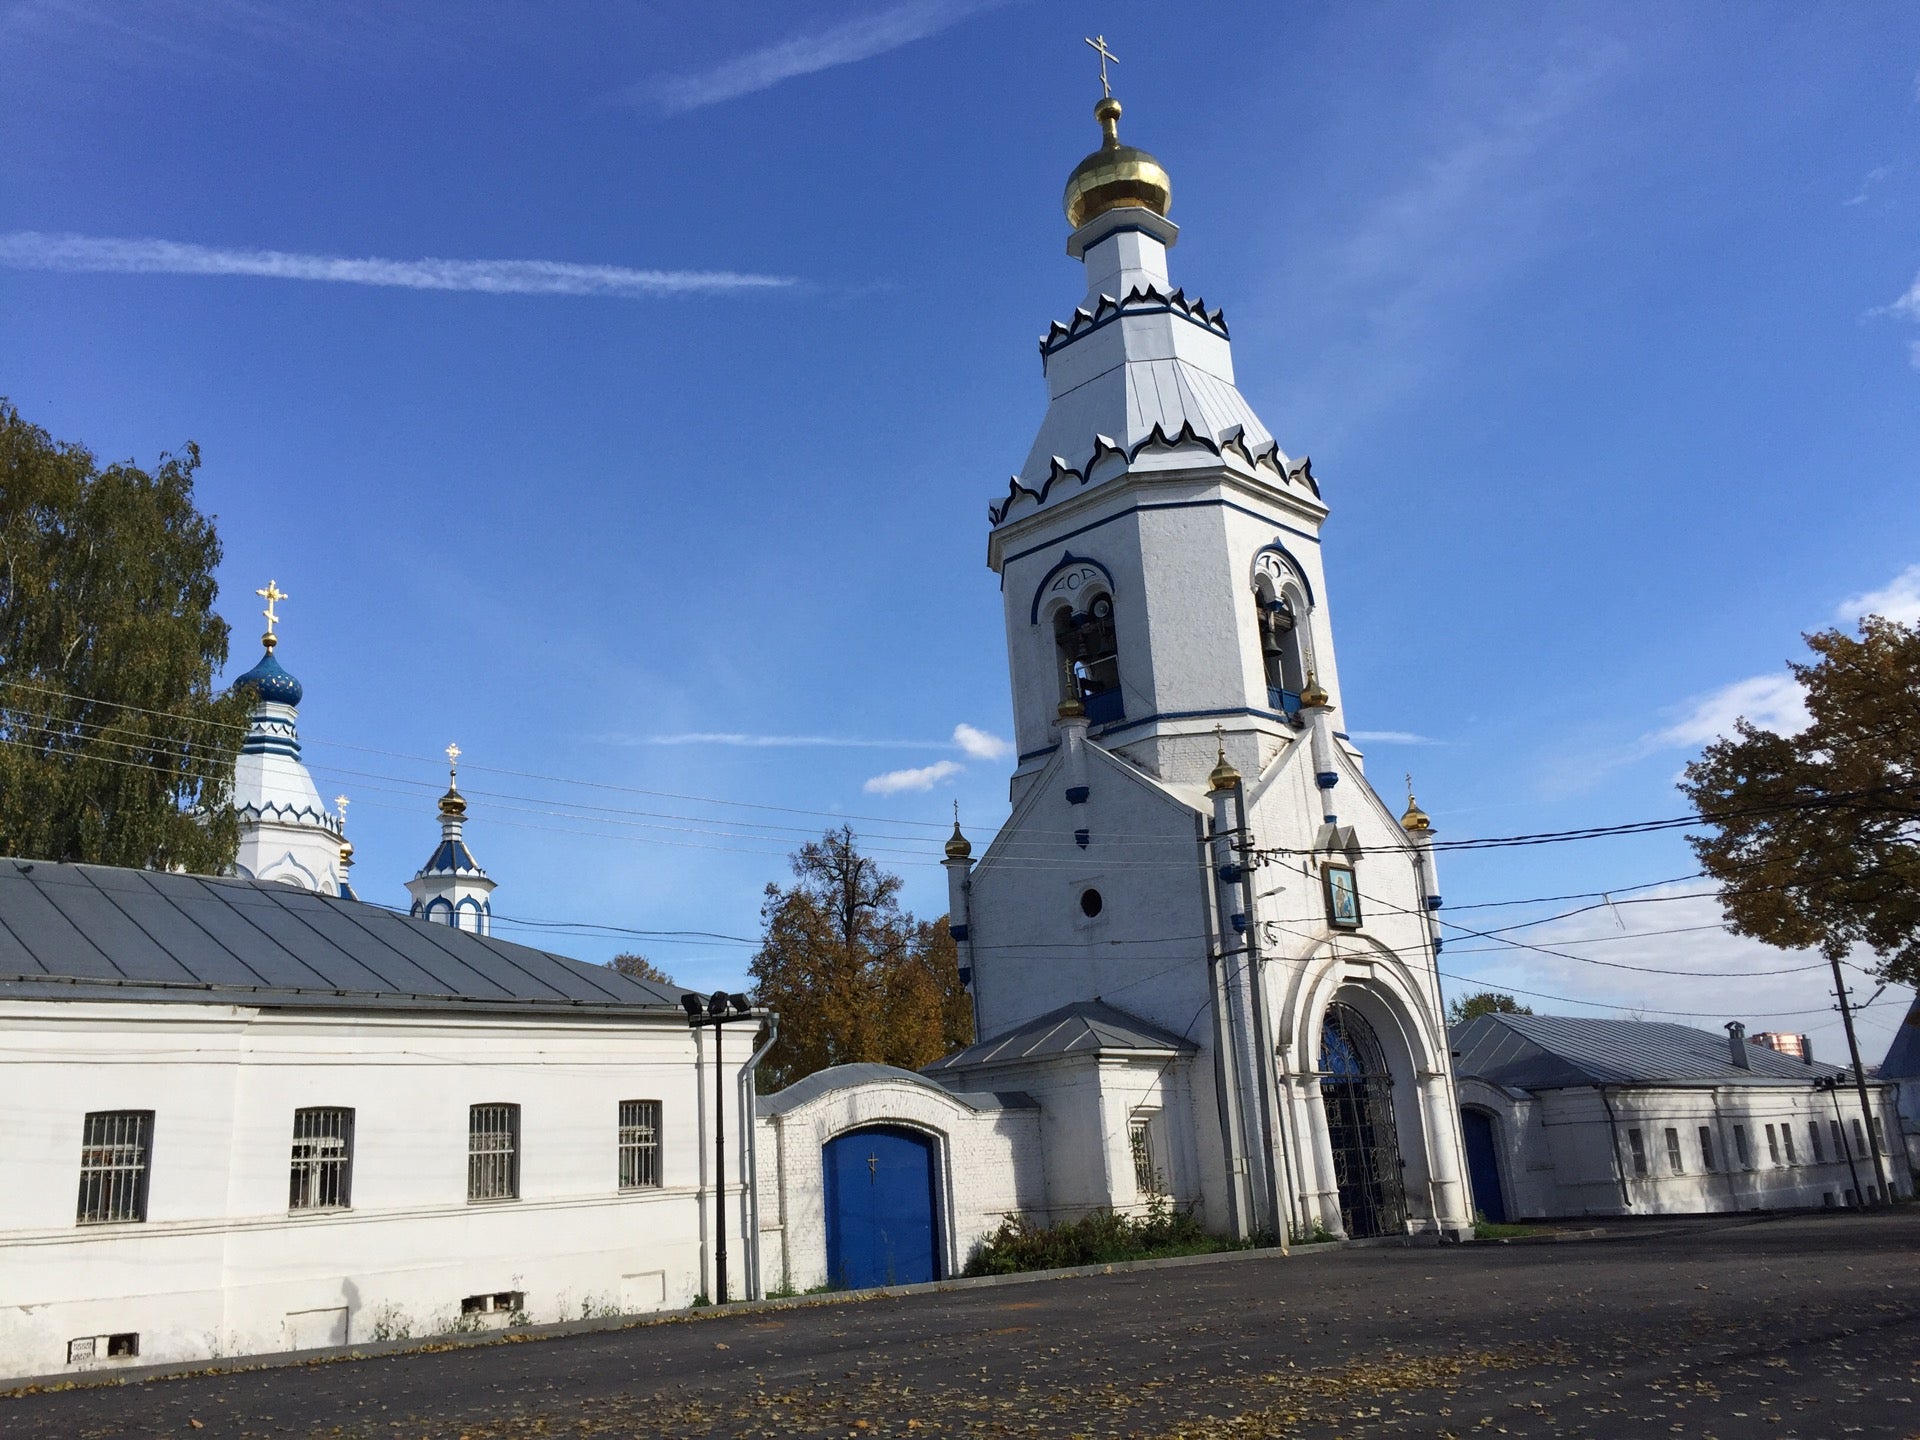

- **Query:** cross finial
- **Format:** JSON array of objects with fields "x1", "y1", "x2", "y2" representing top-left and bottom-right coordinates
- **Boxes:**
[
  {"x1": 445, "y1": 742, "x2": 461, "y2": 782},
  {"x1": 1405, "y1": 772, "x2": 1415, "y2": 802},
  {"x1": 1214, "y1": 722, "x2": 1226, "y2": 762},
  {"x1": 1084, "y1": 34, "x2": 1119, "y2": 98},
  {"x1": 335, "y1": 794, "x2": 350, "y2": 826},
  {"x1": 256, "y1": 579, "x2": 288, "y2": 650},
  {"x1": 953, "y1": 799, "x2": 961, "y2": 824}
]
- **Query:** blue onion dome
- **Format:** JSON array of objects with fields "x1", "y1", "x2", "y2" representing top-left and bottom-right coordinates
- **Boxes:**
[{"x1": 234, "y1": 648, "x2": 303, "y2": 707}]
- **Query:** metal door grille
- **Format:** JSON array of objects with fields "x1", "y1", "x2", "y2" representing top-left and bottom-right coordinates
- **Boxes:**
[
  {"x1": 618, "y1": 1100, "x2": 661, "y2": 1190},
  {"x1": 78, "y1": 1111, "x2": 152, "y2": 1224},
  {"x1": 1129, "y1": 1117, "x2": 1158, "y2": 1195},
  {"x1": 468, "y1": 1104, "x2": 520, "y2": 1201},
  {"x1": 1318, "y1": 1004, "x2": 1406, "y2": 1239},
  {"x1": 289, "y1": 1107, "x2": 354, "y2": 1210}
]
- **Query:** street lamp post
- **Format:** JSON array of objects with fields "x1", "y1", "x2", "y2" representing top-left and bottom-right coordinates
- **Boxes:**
[{"x1": 681, "y1": 990, "x2": 762, "y2": 1304}]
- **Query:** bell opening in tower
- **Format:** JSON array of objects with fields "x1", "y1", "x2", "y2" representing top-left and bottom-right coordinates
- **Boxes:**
[
  {"x1": 1254, "y1": 580, "x2": 1306, "y2": 717},
  {"x1": 1054, "y1": 594, "x2": 1122, "y2": 724}
]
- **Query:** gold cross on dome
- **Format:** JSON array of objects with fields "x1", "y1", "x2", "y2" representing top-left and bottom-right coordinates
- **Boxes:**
[
  {"x1": 1084, "y1": 34, "x2": 1119, "y2": 98},
  {"x1": 335, "y1": 794, "x2": 350, "y2": 824},
  {"x1": 256, "y1": 579, "x2": 288, "y2": 636},
  {"x1": 445, "y1": 742, "x2": 461, "y2": 780}
]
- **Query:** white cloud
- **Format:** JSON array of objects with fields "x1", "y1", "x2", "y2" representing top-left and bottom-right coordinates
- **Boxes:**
[
  {"x1": 1650, "y1": 673, "x2": 1810, "y2": 749},
  {"x1": 0, "y1": 232, "x2": 794, "y2": 298},
  {"x1": 1348, "y1": 730, "x2": 1439, "y2": 746},
  {"x1": 952, "y1": 723, "x2": 1011, "y2": 760},
  {"x1": 634, "y1": 0, "x2": 1007, "y2": 114},
  {"x1": 1442, "y1": 882, "x2": 1909, "y2": 1059},
  {"x1": 1837, "y1": 563, "x2": 1920, "y2": 626},
  {"x1": 1844, "y1": 164, "x2": 1892, "y2": 206},
  {"x1": 1886, "y1": 270, "x2": 1920, "y2": 322},
  {"x1": 863, "y1": 760, "x2": 963, "y2": 795},
  {"x1": 602, "y1": 732, "x2": 931, "y2": 749}
]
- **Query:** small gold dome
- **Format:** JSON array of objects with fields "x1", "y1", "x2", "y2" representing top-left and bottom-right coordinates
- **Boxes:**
[
  {"x1": 1400, "y1": 794, "x2": 1431, "y2": 832},
  {"x1": 1064, "y1": 96, "x2": 1171, "y2": 228},
  {"x1": 339, "y1": 838, "x2": 355, "y2": 863},
  {"x1": 1207, "y1": 751, "x2": 1241, "y2": 794},
  {"x1": 438, "y1": 784, "x2": 467, "y2": 820},
  {"x1": 945, "y1": 821, "x2": 973, "y2": 861},
  {"x1": 1299, "y1": 673, "x2": 1331, "y2": 710},
  {"x1": 1057, "y1": 695, "x2": 1087, "y2": 721}
]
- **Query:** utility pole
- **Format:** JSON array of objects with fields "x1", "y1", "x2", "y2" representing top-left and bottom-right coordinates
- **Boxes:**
[
  {"x1": 1828, "y1": 962, "x2": 1891, "y2": 1205},
  {"x1": 682, "y1": 990, "x2": 764, "y2": 1302}
]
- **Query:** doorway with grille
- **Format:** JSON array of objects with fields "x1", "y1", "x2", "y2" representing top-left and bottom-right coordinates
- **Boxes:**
[{"x1": 1318, "y1": 1001, "x2": 1408, "y2": 1238}]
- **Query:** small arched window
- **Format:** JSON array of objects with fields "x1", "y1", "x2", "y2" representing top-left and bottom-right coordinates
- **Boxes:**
[
  {"x1": 1253, "y1": 577, "x2": 1306, "y2": 716},
  {"x1": 1054, "y1": 592, "x2": 1123, "y2": 723}
]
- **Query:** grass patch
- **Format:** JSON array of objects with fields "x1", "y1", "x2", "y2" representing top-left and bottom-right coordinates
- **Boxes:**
[
  {"x1": 1473, "y1": 1218, "x2": 1550, "y2": 1241},
  {"x1": 964, "y1": 1195, "x2": 1248, "y2": 1276}
]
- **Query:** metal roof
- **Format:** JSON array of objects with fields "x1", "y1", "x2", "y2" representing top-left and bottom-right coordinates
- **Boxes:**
[
  {"x1": 756, "y1": 1062, "x2": 1035, "y2": 1118},
  {"x1": 924, "y1": 998, "x2": 1197, "y2": 1074},
  {"x1": 1452, "y1": 1012, "x2": 1849, "y2": 1091},
  {"x1": 1882, "y1": 993, "x2": 1920, "y2": 1080},
  {"x1": 0, "y1": 857, "x2": 679, "y2": 1016}
]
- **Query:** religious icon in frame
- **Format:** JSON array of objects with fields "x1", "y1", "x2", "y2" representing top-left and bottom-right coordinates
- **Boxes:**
[{"x1": 1323, "y1": 863, "x2": 1362, "y2": 929}]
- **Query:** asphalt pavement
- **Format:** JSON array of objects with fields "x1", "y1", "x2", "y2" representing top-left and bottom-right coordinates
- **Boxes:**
[{"x1": 5, "y1": 1209, "x2": 1917, "y2": 1439}]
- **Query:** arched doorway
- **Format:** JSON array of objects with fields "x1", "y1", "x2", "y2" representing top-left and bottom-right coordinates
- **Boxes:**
[
  {"x1": 823, "y1": 1126, "x2": 941, "y2": 1289},
  {"x1": 1460, "y1": 1109, "x2": 1508, "y2": 1223},
  {"x1": 1319, "y1": 1002, "x2": 1408, "y2": 1238}
]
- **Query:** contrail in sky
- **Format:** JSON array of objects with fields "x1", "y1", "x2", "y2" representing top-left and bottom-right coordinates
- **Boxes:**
[{"x1": 0, "y1": 232, "x2": 796, "y2": 297}]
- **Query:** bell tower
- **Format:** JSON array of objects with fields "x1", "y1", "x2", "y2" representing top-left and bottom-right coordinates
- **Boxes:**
[{"x1": 988, "y1": 84, "x2": 1345, "y2": 800}]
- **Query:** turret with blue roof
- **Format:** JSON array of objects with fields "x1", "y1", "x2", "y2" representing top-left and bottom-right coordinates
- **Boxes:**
[{"x1": 405, "y1": 743, "x2": 496, "y2": 935}]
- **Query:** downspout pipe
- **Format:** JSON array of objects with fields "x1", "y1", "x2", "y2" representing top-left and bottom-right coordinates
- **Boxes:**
[
  {"x1": 737, "y1": 1012, "x2": 780, "y2": 1301},
  {"x1": 1597, "y1": 1085, "x2": 1632, "y2": 1212}
]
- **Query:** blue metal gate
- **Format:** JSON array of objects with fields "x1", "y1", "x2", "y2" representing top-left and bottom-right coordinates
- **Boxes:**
[
  {"x1": 823, "y1": 1126, "x2": 940, "y2": 1289},
  {"x1": 1461, "y1": 1108, "x2": 1508, "y2": 1223}
]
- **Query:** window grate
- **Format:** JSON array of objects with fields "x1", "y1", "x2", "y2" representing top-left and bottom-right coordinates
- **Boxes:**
[
  {"x1": 77, "y1": 1111, "x2": 153, "y2": 1224},
  {"x1": 1664, "y1": 1127, "x2": 1684, "y2": 1174},
  {"x1": 289, "y1": 1107, "x2": 354, "y2": 1211},
  {"x1": 469, "y1": 1104, "x2": 520, "y2": 1202},
  {"x1": 1809, "y1": 1121, "x2": 1825, "y2": 1164},
  {"x1": 1781, "y1": 1126, "x2": 1796, "y2": 1166},
  {"x1": 618, "y1": 1100, "x2": 662, "y2": 1190},
  {"x1": 1698, "y1": 1125, "x2": 1716, "y2": 1172},
  {"x1": 1626, "y1": 1127, "x2": 1647, "y2": 1177},
  {"x1": 1129, "y1": 1117, "x2": 1158, "y2": 1195}
]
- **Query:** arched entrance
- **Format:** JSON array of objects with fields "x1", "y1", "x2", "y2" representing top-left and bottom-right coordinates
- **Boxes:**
[
  {"x1": 823, "y1": 1126, "x2": 941, "y2": 1289},
  {"x1": 1319, "y1": 1003, "x2": 1408, "y2": 1238},
  {"x1": 1460, "y1": 1109, "x2": 1508, "y2": 1223}
]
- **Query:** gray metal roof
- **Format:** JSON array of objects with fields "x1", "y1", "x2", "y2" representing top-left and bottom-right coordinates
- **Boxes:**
[
  {"x1": 0, "y1": 857, "x2": 680, "y2": 1015},
  {"x1": 756, "y1": 1062, "x2": 1036, "y2": 1118},
  {"x1": 1883, "y1": 993, "x2": 1920, "y2": 1080},
  {"x1": 1452, "y1": 1013, "x2": 1850, "y2": 1090},
  {"x1": 923, "y1": 998, "x2": 1197, "y2": 1074}
]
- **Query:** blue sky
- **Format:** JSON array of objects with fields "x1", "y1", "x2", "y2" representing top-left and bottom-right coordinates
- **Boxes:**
[{"x1": 3, "y1": 1, "x2": 1916, "y2": 1057}]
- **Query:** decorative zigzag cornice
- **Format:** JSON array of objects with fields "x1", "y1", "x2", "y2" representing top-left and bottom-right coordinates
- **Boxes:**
[
  {"x1": 989, "y1": 422, "x2": 1318, "y2": 526},
  {"x1": 235, "y1": 799, "x2": 342, "y2": 834},
  {"x1": 1039, "y1": 284, "x2": 1229, "y2": 357}
]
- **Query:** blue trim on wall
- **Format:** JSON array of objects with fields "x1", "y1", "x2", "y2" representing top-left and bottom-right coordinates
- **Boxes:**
[
  {"x1": 1002, "y1": 498, "x2": 1321, "y2": 571},
  {"x1": 1094, "y1": 703, "x2": 1301, "y2": 740},
  {"x1": 1016, "y1": 742, "x2": 1061, "y2": 764},
  {"x1": 1028, "y1": 551, "x2": 1117, "y2": 625}
]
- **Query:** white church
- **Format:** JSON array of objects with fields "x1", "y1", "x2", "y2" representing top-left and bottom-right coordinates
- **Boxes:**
[{"x1": 0, "y1": 75, "x2": 1476, "y2": 1381}]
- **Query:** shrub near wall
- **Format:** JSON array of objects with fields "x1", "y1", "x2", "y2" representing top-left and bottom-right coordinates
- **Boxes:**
[{"x1": 963, "y1": 1197, "x2": 1227, "y2": 1276}]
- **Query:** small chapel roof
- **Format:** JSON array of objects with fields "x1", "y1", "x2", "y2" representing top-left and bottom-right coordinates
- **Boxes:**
[
  {"x1": 758, "y1": 1062, "x2": 1036, "y2": 1119},
  {"x1": 924, "y1": 998, "x2": 1196, "y2": 1074},
  {"x1": 1452, "y1": 1013, "x2": 1851, "y2": 1091},
  {"x1": 0, "y1": 857, "x2": 678, "y2": 1016},
  {"x1": 1881, "y1": 993, "x2": 1920, "y2": 1079}
]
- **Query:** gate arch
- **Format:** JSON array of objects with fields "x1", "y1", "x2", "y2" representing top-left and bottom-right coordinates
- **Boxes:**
[
  {"x1": 1319, "y1": 1002, "x2": 1409, "y2": 1238},
  {"x1": 823, "y1": 1125, "x2": 942, "y2": 1289}
]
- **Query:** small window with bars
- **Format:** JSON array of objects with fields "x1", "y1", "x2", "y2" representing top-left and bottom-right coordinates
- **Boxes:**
[
  {"x1": 77, "y1": 1111, "x2": 153, "y2": 1225},
  {"x1": 1733, "y1": 1124, "x2": 1751, "y2": 1167},
  {"x1": 1870, "y1": 1115, "x2": 1885, "y2": 1154},
  {"x1": 1698, "y1": 1125, "x2": 1717, "y2": 1172},
  {"x1": 289, "y1": 1108, "x2": 354, "y2": 1211},
  {"x1": 1626, "y1": 1127, "x2": 1647, "y2": 1177},
  {"x1": 1765, "y1": 1124, "x2": 1781, "y2": 1165},
  {"x1": 619, "y1": 1100, "x2": 662, "y2": 1190},
  {"x1": 1130, "y1": 1116, "x2": 1161, "y2": 1196},
  {"x1": 1664, "y1": 1127, "x2": 1684, "y2": 1174},
  {"x1": 1831, "y1": 1118, "x2": 1845, "y2": 1157},
  {"x1": 1809, "y1": 1121, "x2": 1825, "y2": 1163},
  {"x1": 1781, "y1": 1125, "x2": 1797, "y2": 1166},
  {"x1": 469, "y1": 1104, "x2": 520, "y2": 1202},
  {"x1": 1851, "y1": 1117, "x2": 1867, "y2": 1156}
]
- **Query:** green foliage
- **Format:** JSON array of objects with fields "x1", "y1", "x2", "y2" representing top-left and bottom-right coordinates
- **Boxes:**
[
  {"x1": 1447, "y1": 992, "x2": 1533, "y2": 1025},
  {"x1": 1472, "y1": 1218, "x2": 1548, "y2": 1241},
  {"x1": 1290, "y1": 1219, "x2": 1338, "y2": 1245},
  {"x1": 0, "y1": 401, "x2": 249, "y2": 871},
  {"x1": 749, "y1": 825, "x2": 973, "y2": 1091},
  {"x1": 1681, "y1": 618, "x2": 1920, "y2": 986},
  {"x1": 963, "y1": 1194, "x2": 1220, "y2": 1277},
  {"x1": 610, "y1": 952, "x2": 674, "y2": 985}
]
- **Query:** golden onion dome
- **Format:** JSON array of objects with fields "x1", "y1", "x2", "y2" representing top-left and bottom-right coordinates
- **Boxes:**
[
  {"x1": 438, "y1": 784, "x2": 467, "y2": 820},
  {"x1": 339, "y1": 838, "x2": 355, "y2": 864},
  {"x1": 1057, "y1": 695, "x2": 1087, "y2": 721},
  {"x1": 1400, "y1": 793, "x2": 1431, "y2": 833},
  {"x1": 945, "y1": 821, "x2": 973, "y2": 862},
  {"x1": 1207, "y1": 750, "x2": 1241, "y2": 795},
  {"x1": 1064, "y1": 96, "x2": 1171, "y2": 228},
  {"x1": 1299, "y1": 673, "x2": 1331, "y2": 710}
]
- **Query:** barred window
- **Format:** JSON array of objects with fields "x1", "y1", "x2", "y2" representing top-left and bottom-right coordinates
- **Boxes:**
[
  {"x1": 469, "y1": 1104, "x2": 520, "y2": 1202},
  {"x1": 619, "y1": 1100, "x2": 662, "y2": 1190},
  {"x1": 1626, "y1": 1127, "x2": 1647, "y2": 1177},
  {"x1": 1664, "y1": 1127, "x2": 1684, "y2": 1174},
  {"x1": 1764, "y1": 1123, "x2": 1780, "y2": 1165},
  {"x1": 1130, "y1": 1116, "x2": 1160, "y2": 1195},
  {"x1": 1809, "y1": 1121, "x2": 1825, "y2": 1163},
  {"x1": 289, "y1": 1108, "x2": 354, "y2": 1211},
  {"x1": 1698, "y1": 1126, "x2": 1716, "y2": 1172},
  {"x1": 1733, "y1": 1124, "x2": 1751, "y2": 1168},
  {"x1": 1871, "y1": 1115, "x2": 1885, "y2": 1153},
  {"x1": 1851, "y1": 1117, "x2": 1867, "y2": 1156},
  {"x1": 78, "y1": 1111, "x2": 153, "y2": 1224},
  {"x1": 1831, "y1": 1118, "x2": 1845, "y2": 1157},
  {"x1": 1782, "y1": 1126, "x2": 1797, "y2": 1166}
]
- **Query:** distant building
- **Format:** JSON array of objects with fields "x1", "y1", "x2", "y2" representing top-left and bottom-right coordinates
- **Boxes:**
[
  {"x1": 1881, "y1": 993, "x2": 1920, "y2": 1179},
  {"x1": 1453, "y1": 1014, "x2": 1908, "y2": 1220},
  {"x1": 1751, "y1": 1031, "x2": 1811, "y2": 1063}
]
